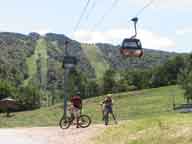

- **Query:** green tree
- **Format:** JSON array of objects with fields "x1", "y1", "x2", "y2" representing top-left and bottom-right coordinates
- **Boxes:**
[
  {"x1": 151, "y1": 55, "x2": 185, "y2": 88},
  {"x1": 123, "y1": 69, "x2": 151, "y2": 90},
  {"x1": 163, "y1": 55, "x2": 185, "y2": 84},
  {"x1": 0, "y1": 80, "x2": 17, "y2": 100},
  {"x1": 67, "y1": 69, "x2": 89, "y2": 99},
  {"x1": 103, "y1": 69, "x2": 116, "y2": 94},
  {"x1": 17, "y1": 85, "x2": 42, "y2": 109},
  {"x1": 178, "y1": 54, "x2": 192, "y2": 103}
]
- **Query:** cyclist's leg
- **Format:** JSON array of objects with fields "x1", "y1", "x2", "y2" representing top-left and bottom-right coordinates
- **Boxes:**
[
  {"x1": 76, "y1": 117, "x2": 80, "y2": 128},
  {"x1": 111, "y1": 111, "x2": 118, "y2": 124},
  {"x1": 104, "y1": 108, "x2": 109, "y2": 125},
  {"x1": 73, "y1": 107, "x2": 81, "y2": 128},
  {"x1": 101, "y1": 106, "x2": 104, "y2": 121},
  {"x1": 68, "y1": 105, "x2": 75, "y2": 121},
  {"x1": 70, "y1": 110, "x2": 74, "y2": 120},
  {"x1": 108, "y1": 107, "x2": 117, "y2": 124}
]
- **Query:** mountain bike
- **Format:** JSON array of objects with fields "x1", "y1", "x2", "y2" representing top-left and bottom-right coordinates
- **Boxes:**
[{"x1": 59, "y1": 113, "x2": 91, "y2": 129}]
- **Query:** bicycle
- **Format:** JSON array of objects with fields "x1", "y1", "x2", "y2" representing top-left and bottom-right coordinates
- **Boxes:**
[{"x1": 59, "y1": 113, "x2": 92, "y2": 129}]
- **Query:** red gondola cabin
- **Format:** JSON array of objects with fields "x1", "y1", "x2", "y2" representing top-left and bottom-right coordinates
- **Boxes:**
[{"x1": 120, "y1": 38, "x2": 143, "y2": 57}]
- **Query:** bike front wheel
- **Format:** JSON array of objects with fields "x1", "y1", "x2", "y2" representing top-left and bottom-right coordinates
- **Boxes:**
[
  {"x1": 59, "y1": 116, "x2": 71, "y2": 129},
  {"x1": 79, "y1": 115, "x2": 92, "y2": 128}
]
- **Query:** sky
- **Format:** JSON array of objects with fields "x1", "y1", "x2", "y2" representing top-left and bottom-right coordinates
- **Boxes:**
[{"x1": 0, "y1": 0, "x2": 191, "y2": 53}]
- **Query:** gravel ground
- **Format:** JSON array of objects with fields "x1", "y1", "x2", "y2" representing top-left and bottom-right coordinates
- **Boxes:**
[{"x1": 0, "y1": 125, "x2": 104, "y2": 144}]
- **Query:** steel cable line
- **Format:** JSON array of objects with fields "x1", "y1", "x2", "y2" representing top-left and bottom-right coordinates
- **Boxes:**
[
  {"x1": 91, "y1": 0, "x2": 156, "y2": 31},
  {"x1": 124, "y1": 0, "x2": 156, "y2": 38},
  {"x1": 73, "y1": 0, "x2": 91, "y2": 33},
  {"x1": 85, "y1": 1, "x2": 96, "y2": 20},
  {"x1": 135, "y1": 0, "x2": 156, "y2": 17},
  {"x1": 71, "y1": 0, "x2": 155, "y2": 47},
  {"x1": 91, "y1": 0, "x2": 120, "y2": 31},
  {"x1": 65, "y1": 0, "x2": 92, "y2": 54}
]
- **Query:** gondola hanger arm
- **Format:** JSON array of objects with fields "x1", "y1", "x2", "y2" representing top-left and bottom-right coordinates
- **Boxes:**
[{"x1": 130, "y1": 17, "x2": 138, "y2": 39}]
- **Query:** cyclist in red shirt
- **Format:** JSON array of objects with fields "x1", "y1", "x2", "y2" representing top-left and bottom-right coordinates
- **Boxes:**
[{"x1": 70, "y1": 92, "x2": 82, "y2": 128}]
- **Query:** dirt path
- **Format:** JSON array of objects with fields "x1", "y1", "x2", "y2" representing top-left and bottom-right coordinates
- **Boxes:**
[{"x1": 0, "y1": 125, "x2": 105, "y2": 144}]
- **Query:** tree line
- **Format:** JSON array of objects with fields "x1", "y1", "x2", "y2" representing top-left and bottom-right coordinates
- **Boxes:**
[{"x1": 1, "y1": 54, "x2": 192, "y2": 110}]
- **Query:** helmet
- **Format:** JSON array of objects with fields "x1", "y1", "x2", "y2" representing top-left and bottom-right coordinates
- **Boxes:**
[
  {"x1": 107, "y1": 94, "x2": 112, "y2": 97},
  {"x1": 106, "y1": 93, "x2": 112, "y2": 99}
]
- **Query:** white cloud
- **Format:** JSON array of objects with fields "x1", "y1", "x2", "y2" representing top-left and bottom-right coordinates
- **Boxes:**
[
  {"x1": 0, "y1": 24, "x2": 11, "y2": 32},
  {"x1": 73, "y1": 28, "x2": 176, "y2": 51},
  {"x1": 138, "y1": 30, "x2": 176, "y2": 50},
  {"x1": 32, "y1": 28, "x2": 52, "y2": 36},
  {"x1": 176, "y1": 27, "x2": 192, "y2": 35}
]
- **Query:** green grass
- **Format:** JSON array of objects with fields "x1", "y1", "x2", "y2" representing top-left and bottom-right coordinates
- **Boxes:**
[
  {"x1": 2, "y1": 85, "x2": 192, "y2": 143},
  {"x1": 0, "y1": 85, "x2": 186, "y2": 128},
  {"x1": 84, "y1": 85, "x2": 184, "y2": 123},
  {"x1": 91, "y1": 115, "x2": 192, "y2": 144},
  {"x1": 0, "y1": 105, "x2": 63, "y2": 128},
  {"x1": 24, "y1": 38, "x2": 48, "y2": 86},
  {"x1": 89, "y1": 85, "x2": 192, "y2": 144},
  {"x1": 81, "y1": 43, "x2": 109, "y2": 81}
]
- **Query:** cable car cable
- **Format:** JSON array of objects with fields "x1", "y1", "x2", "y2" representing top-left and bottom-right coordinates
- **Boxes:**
[
  {"x1": 70, "y1": 0, "x2": 120, "y2": 50},
  {"x1": 85, "y1": 1, "x2": 96, "y2": 20},
  {"x1": 73, "y1": 0, "x2": 91, "y2": 33},
  {"x1": 126, "y1": 0, "x2": 156, "y2": 24},
  {"x1": 135, "y1": 0, "x2": 156, "y2": 17},
  {"x1": 67, "y1": 0, "x2": 92, "y2": 50},
  {"x1": 91, "y1": 0, "x2": 120, "y2": 31},
  {"x1": 125, "y1": 0, "x2": 156, "y2": 27}
]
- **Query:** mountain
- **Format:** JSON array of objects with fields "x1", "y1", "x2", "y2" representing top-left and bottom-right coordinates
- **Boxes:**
[{"x1": 0, "y1": 32, "x2": 177, "y2": 89}]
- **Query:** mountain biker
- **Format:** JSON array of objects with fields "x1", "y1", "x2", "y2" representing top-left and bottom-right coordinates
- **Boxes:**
[
  {"x1": 101, "y1": 94, "x2": 117, "y2": 125},
  {"x1": 70, "y1": 92, "x2": 82, "y2": 128}
]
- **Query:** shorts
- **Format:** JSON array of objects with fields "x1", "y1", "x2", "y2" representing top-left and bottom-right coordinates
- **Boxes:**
[
  {"x1": 72, "y1": 107, "x2": 80, "y2": 118},
  {"x1": 104, "y1": 106, "x2": 113, "y2": 114}
]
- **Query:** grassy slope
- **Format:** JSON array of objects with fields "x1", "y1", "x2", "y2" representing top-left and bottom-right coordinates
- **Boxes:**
[
  {"x1": 0, "y1": 85, "x2": 186, "y2": 128},
  {"x1": 84, "y1": 85, "x2": 184, "y2": 123},
  {"x1": 81, "y1": 43, "x2": 109, "y2": 81},
  {"x1": 92, "y1": 116, "x2": 192, "y2": 144},
  {"x1": 1, "y1": 85, "x2": 192, "y2": 143},
  {"x1": 24, "y1": 38, "x2": 48, "y2": 86},
  {"x1": 91, "y1": 86, "x2": 192, "y2": 144},
  {"x1": 37, "y1": 38, "x2": 48, "y2": 88},
  {"x1": 2, "y1": 85, "x2": 192, "y2": 143}
]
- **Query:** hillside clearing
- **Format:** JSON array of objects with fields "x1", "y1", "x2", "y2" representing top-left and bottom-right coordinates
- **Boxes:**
[
  {"x1": 24, "y1": 38, "x2": 48, "y2": 86},
  {"x1": 81, "y1": 43, "x2": 109, "y2": 81}
]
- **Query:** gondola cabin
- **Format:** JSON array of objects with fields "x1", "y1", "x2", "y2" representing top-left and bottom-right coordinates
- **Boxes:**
[{"x1": 120, "y1": 38, "x2": 143, "y2": 57}]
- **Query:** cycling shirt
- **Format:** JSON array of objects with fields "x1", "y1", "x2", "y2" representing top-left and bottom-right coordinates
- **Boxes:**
[{"x1": 71, "y1": 95, "x2": 82, "y2": 109}]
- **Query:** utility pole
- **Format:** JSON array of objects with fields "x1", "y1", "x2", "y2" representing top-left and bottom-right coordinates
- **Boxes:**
[
  {"x1": 63, "y1": 41, "x2": 77, "y2": 118},
  {"x1": 172, "y1": 90, "x2": 176, "y2": 110}
]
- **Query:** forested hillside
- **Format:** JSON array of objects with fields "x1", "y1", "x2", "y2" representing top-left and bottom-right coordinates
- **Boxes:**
[
  {"x1": 0, "y1": 32, "x2": 176, "y2": 82},
  {"x1": 0, "y1": 32, "x2": 179, "y2": 107}
]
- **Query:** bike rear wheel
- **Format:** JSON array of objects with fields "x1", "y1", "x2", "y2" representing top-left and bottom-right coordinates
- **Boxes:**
[
  {"x1": 79, "y1": 115, "x2": 92, "y2": 128},
  {"x1": 59, "y1": 116, "x2": 71, "y2": 129}
]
